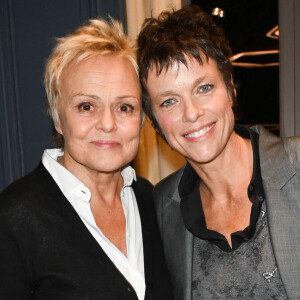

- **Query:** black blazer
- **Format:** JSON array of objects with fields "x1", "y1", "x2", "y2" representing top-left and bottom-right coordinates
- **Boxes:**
[{"x1": 0, "y1": 162, "x2": 173, "y2": 300}]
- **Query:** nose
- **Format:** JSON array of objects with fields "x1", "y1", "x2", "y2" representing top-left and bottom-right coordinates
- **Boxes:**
[
  {"x1": 182, "y1": 99, "x2": 205, "y2": 122},
  {"x1": 95, "y1": 108, "x2": 116, "y2": 133}
]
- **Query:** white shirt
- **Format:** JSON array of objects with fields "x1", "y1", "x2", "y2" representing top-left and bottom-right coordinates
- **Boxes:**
[{"x1": 42, "y1": 149, "x2": 145, "y2": 300}]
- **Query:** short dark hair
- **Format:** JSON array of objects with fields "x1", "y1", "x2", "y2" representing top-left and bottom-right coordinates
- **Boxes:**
[{"x1": 137, "y1": 5, "x2": 235, "y2": 135}]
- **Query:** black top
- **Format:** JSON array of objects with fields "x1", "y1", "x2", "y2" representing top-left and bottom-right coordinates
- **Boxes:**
[
  {"x1": 179, "y1": 125, "x2": 265, "y2": 252},
  {"x1": 0, "y1": 162, "x2": 174, "y2": 300}
]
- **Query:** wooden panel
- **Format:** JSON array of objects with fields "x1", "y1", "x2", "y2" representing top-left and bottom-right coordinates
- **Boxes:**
[
  {"x1": 279, "y1": 0, "x2": 296, "y2": 136},
  {"x1": 295, "y1": 0, "x2": 300, "y2": 135}
]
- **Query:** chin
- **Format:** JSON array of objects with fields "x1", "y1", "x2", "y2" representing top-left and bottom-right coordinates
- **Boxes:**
[
  {"x1": 187, "y1": 150, "x2": 216, "y2": 165},
  {"x1": 101, "y1": 160, "x2": 133, "y2": 173}
]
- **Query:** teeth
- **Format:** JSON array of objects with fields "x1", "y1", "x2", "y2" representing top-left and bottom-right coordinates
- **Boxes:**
[{"x1": 185, "y1": 124, "x2": 214, "y2": 138}]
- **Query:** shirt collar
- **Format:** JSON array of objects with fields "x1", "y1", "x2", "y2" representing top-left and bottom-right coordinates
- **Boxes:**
[
  {"x1": 121, "y1": 165, "x2": 137, "y2": 187},
  {"x1": 42, "y1": 149, "x2": 137, "y2": 202},
  {"x1": 42, "y1": 149, "x2": 90, "y2": 202}
]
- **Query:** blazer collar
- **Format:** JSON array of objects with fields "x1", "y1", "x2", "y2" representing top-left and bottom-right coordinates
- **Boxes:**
[
  {"x1": 251, "y1": 125, "x2": 296, "y2": 188},
  {"x1": 160, "y1": 195, "x2": 193, "y2": 300}
]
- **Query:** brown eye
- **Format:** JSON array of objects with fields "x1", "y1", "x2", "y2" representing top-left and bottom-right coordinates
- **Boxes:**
[
  {"x1": 79, "y1": 102, "x2": 93, "y2": 111},
  {"x1": 119, "y1": 104, "x2": 133, "y2": 112}
]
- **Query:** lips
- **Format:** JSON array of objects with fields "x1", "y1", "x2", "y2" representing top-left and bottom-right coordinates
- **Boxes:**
[
  {"x1": 183, "y1": 123, "x2": 215, "y2": 138},
  {"x1": 91, "y1": 140, "x2": 120, "y2": 149}
]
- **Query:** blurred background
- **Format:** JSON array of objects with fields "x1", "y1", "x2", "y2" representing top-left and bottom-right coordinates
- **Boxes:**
[
  {"x1": 192, "y1": 0, "x2": 279, "y2": 132},
  {"x1": 1, "y1": 0, "x2": 299, "y2": 190}
]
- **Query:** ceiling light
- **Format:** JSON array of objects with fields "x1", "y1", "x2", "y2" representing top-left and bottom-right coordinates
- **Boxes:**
[
  {"x1": 266, "y1": 25, "x2": 279, "y2": 39},
  {"x1": 212, "y1": 7, "x2": 225, "y2": 18},
  {"x1": 231, "y1": 50, "x2": 279, "y2": 67}
]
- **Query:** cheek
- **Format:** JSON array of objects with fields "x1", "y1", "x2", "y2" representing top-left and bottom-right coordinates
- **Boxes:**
[
  {"x1": 155, "y1": 110, "x2": 178, "y2": 133},
  {"x1": 61, "y1": 116, "x2": 92, "y2": 141},
  {"x1": 211, "y1": 94, "x2": 233, "y2": 118},
  {"x1": 217, "y1": 99, "x2": 235, "y2": 134},
  {"x1": 118, "y1": 117, "x2": 141, "y2": 141}
]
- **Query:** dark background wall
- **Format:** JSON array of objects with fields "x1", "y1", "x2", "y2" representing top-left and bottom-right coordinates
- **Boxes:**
[
  {"x1": 0, "y1": 0, "x2": 126, "y2": 191},
  {"x1": 192, "y1": 0, "x2": 279, "y2": 131}
]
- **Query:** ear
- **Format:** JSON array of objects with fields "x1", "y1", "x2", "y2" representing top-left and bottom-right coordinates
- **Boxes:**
[
  {"x1": 232, "y1": 89, "x2": 237, "y2": 106},
  {"x1": 54, "y1": 117, "x2": 63, "y2": 136},
  {"x1": 230, "y1": 75, "x2": 236, "y2": 106}
]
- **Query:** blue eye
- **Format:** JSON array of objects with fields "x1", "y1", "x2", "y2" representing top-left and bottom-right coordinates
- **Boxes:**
[
  {"x1": 160, "y1": 98, "x2": 175, "y2": 107},
  {"x1": 199, "y1": 84, "x2": 213, "y2": 93}
]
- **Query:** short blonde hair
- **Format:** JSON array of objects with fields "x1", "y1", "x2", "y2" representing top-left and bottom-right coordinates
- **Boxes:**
[{"x1": 45, "y1": 18, "x2": 137, "y2": 124}]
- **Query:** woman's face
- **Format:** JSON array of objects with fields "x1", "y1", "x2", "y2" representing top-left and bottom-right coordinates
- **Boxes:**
[
  {"x1": 145, "y1": 57, "x2": 235, "y2": 166},
  {"x1": 55, "y1": 54, "x2": 142, "y2": 174}
]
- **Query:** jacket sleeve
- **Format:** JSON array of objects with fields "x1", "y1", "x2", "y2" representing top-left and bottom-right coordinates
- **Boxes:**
[{"x1": 0, "y1": 212, "x2": 33, "y2": 299}]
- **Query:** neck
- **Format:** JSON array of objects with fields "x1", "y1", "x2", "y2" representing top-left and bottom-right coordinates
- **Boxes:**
[{"x1": 189, "y1": 132, "x2": 253, "y2": 202}]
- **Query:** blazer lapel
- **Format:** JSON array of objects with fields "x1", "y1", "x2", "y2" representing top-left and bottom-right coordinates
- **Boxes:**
[
  {"x1": 253, "y1": 126, "x2": 300, "y2": 298},
  {"x1": 161, "y1": 192, "x2": 194, "y2": 300}
]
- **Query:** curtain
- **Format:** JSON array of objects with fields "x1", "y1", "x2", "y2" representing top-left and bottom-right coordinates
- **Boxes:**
[
  {"x1": 126, "y1": 0, "x2": 186, "y2": 184},
  {"x1": 126, "y1": 0, "x2": 182, "y2": 38}
]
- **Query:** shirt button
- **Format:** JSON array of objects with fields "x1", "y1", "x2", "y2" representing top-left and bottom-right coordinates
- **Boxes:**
[
  {"x1": 147, "y1": 282, "x2": 153, "y2": 289},
  {"x1": 258, "y1": 195, "x2": 264, "y2": 202},
  {"x1": 127, "y1": 287, "x2": 131, "y2": 292},
  {"x1": 248, "y1": 183, "x2": 255, "y2": 196}
]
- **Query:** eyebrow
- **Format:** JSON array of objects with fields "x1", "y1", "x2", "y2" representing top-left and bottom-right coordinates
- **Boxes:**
[
  {"x1": 154, "y1": 75, "x2": 209, "y2": 98},
  {"x1": 71, "y1": 93, "x2": 99, "y2": 100},
  {"x1": 71, "y1": 93, "x2": 140, "y2": 101},
  {"x1": 154, "y1": 90, "x2": 177, "y2": 99},
  {"x1": 192, "y1": 76, "x2": 209, "y2": 88}
]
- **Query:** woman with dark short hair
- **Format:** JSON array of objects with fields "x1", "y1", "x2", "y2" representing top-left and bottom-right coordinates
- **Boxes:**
[{"x1": 137, "y1": 5, "x2": 300, "y2": 300}]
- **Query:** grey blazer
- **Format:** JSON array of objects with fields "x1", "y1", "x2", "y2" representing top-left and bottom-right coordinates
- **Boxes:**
[{"x1": 154, "y1": 125, "x2": 300, "y2": 300}]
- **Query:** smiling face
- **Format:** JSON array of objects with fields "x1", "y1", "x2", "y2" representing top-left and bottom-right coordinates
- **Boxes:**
[
  {"x1": 55, "y1": 54, "x2": 142, "y2": 175},
  {"x1": 145, "y1": 56, "x2": 235, "y2": 167}
]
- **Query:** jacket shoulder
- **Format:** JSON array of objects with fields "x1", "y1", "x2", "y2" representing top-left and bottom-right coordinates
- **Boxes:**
[
  {"x1": 153, "y1": 165, "x2": 185, "y2": 200},
  {"x1": 0, "y1": 163, "x2": 54, "y2": 215},
  {"x1": 0, "y1": 166, "x2": 41, "y2": 204},
  {"x1": 282, "y1": 136, "x2": 300, "y2": 168},
  {"x1": 251, "y1": 125, "x2": 300, "y2": 169}
]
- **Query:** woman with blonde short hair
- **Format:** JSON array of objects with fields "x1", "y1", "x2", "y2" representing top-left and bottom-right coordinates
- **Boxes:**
[{"x1": 0, "y1": 18, "x2": 173, "y2": 300}]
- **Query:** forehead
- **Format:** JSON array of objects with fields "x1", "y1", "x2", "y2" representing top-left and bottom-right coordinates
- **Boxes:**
[
  {"x1": 64, "y1": 54, "x2": 137, "y2": 80},
  {"x1": 146, "y1": 56, "x2": 220, "y2": 85},
  {"x1": 60, "y1": 54, "x2": 141, "y2": 95}
]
